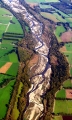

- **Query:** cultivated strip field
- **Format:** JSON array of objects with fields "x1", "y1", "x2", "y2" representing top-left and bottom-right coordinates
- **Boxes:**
[{"x1": 0, "y1": 62, "x2": 12, "y2": 74}]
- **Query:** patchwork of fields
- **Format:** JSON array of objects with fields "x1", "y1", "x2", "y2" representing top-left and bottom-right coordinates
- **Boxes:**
[
  {"x1": 0, "y1": 7, "x2": 23, "y2": 119},
  {"x1": 26, "y1": 0, "x2": 72, "y2": 27},
  {"x1": 25, "y1": 0, "x2": 59, "y2": 3},
  {"x1": 53, "y1": 32, "x2": 72, "y2": 120},
  {"x1": 52, "y1": 79, "x2": 72, "y2": 120}
]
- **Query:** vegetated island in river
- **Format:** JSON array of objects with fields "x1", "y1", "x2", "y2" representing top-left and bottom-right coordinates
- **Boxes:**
[{"x1": 0, "y1": 0, "x2": 70, "y2": 120}]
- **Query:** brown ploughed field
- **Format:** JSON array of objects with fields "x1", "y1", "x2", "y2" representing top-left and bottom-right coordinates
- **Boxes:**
[
  {"x1": 66, "y1": 89, "x2": 72, "y2": 99},
  {"x1": 61, "y1": 31, "x2": 72, "y2": 42},
  {"x1": 0, "y1": 62, "x2": 12, "y2": 74}
]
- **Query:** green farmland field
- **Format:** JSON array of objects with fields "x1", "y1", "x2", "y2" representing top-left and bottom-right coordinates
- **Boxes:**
[
  {"x1": 0, "y1": 61, "x2": 6, "y2": 68},
  {"x1": 0, "y1": 55, "x2": 9, "y2": 62},
  {"x1": 54, "y1": 100, "x2": 72, "y2": 114},
  {"x1": 0, "y1": 15, "x2": 11, "y2": 24},
  {"x1": 0, "y1": 74, "x2": 12, "y2": 84},
  {"x1": 40, "y1": 12, "x2": 59, "y2": 22},
  {"x1": 25, "y1": 0, "x2": 46, "y2": 3},
  {"x1": 25, "y1": 0, "x2": 59, "y2": 3},
  {"x1": 12, "y1": 82, "x2": 23, "y2": 120},
  {"x1": 0, "y1": 80, "x2": 15, "y2": 119},
  {"x1": 64, "y1": 53, "x2": 72, "y2": 65},
  {"x1": 69, "y1": 14, "x2": 72, "y2": 17},
  {"x1": 56, "y1": 89, "x2": 65, "y2": 98},
  {"x1": 7, "y1": 17, "x2": 23, "y2": 34},
  {"x1": 55, "y1": 25, "x2": 66, "y2": 42},
  {"x1": 65, "y1": 43, "x2": 72, "y2": 51},
  {"x1": 40, "y1": 4, "x2": 52, "y2": 9},
  {"x1": 0, "y1": 8, "x2": 12, "y2": 16},
  {"x1": 2, "y1": 40, "x2": 18, "y2": 44},
  {"x1": 69, "y1": 23, "x2": 72, "y2": 27},
  {"x1": 53, "y1": 13, "x2": 67, "y2": 23},
  {"x1": 6, "y1": 63, "x2": 19, "y2": 76},
  {"x1": 63, "y1": 80, "x2": 72, "y2": 88},
  {"x1": 0, "y1": 24, "x2": 7, "y2": 38},
  {"x1": 9, "y1": 52, "x2": 19, "y2": 63},
  {"x1": 0, "y1": 43, "x2": 14, "y2": 50},
  {"x1": 62, "y1": 43, "x2": 72, "y2": 76}
]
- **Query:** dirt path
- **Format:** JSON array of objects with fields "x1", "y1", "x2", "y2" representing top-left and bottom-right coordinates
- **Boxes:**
[
  {"x1": 5, "y1": 15, "x2": 13, "y2": 32},
  {"x1": 29, "y1": 54, "x2": 39, "y2": 68}
]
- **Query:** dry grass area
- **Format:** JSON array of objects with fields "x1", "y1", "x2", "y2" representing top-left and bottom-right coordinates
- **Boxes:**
[
  {"x1": 61, "y1": 31, "x2": 72, "y2": 42},
  {"x1": 66, "y1": 89, "x2": 72, "y2": 99},
  {"x1": 59, "y1": 46, "x2": 67, "y2": 52},
  {"x1": 68, "y1": 18, "x2": 72, "y2": 21},
  {"x1": 40, "y1": 12, "x2": 59, "y2": 22},
  {"x1": 27, "y1": 3, "x2": 38, "y2": 8},
  {"x1": 0, "y1": 62, "x2": 12, "y2": 73},
  {"x1": 28, "y1": 54, "x2": 39, "y2": 68},
  {"x1": 50, "y1": 55, "x2": 58, "y2": 65}
]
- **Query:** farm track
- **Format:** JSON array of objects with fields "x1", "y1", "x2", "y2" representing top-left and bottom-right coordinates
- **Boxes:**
[{"x1": 5, "y1": 15, "x2": 13, "y2": 32}]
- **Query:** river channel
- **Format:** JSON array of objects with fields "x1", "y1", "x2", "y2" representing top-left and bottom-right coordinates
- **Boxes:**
[{"x1": 2, "y1": 0, "x2": 51, "y2": 119}]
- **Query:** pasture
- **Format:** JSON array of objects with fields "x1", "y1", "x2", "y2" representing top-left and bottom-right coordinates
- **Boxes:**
[
  {"x1": 56, "y1": 89, "x2": 65, "y2": 98},
  {"x1": 7, "y1": 17, "x2": 23, "y2": 34},
  {"x1": 64, "y1": 53, "x2": 72, "y2": 65},
  {"x1": 55, "y1": 25, "x2": 66, "y2": 42},
  {"x1": 53, "y1": 13, "x2": 67, "y2": 23},
  {"x1": 0, "y1": 61, "x2": 6, "y2": 68},
  {"x1": 0, "y1": 80, "x2": 16, "y2": 119},
  {"x1": 40, "y1": 4, "x2": 52, "y2": 9},
  {"x1": 0, "y1": 24, "x2": 7, "y2": 38},
  {"x1": 25, "y1": 0, "x2": 46, "y2": 3},
  {"x1": 0, "y1": 74, "x2": 12, "y2": 84},
  {"x1": 63, "y1": 80, "x2": 72, "y2": 88},
  {"x1": 69, "y1": 23, "x2": 72, "y2": 27},
  {"x1": 65, "y1": 43, "x2": 72, "y2": 51},
  {"x1": 51, "y1": 116, "x2": 63, "y2": 120},
  {"x1": 12, "y1": 82, "x2": 23, "y2": 120},
  {"x1": 9, "y1": 52, "x2": 19, "y2": 63},
  {"x1": 69, "y1": 14, "x2": 72, "y2": 17},
  {"x1": 0, "y1": 8, "x2": 12, "y2": 16},
  {"x1": 25, "y1": 0, "x2": 59, "y2": 3},
  {"x1": 54, "y1": 100, "x2": 72, "y2": 114},
  {"x1": 6, "y1": 63, "x2": 19, "y2": 76},
  {"x1": 60, "y1": 42, "x2": 72, "y2": 76},
  {"x1": 40, "y1": 12, "x2": 59, "y2": 22},
  {"x1": 0, "y1": 15, "x2": 11, "y2": 24}
]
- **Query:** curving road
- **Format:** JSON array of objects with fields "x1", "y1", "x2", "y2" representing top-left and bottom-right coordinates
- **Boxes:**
[{"x1": 2, "y1": 0, "x2": 51, "y2": 119}]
